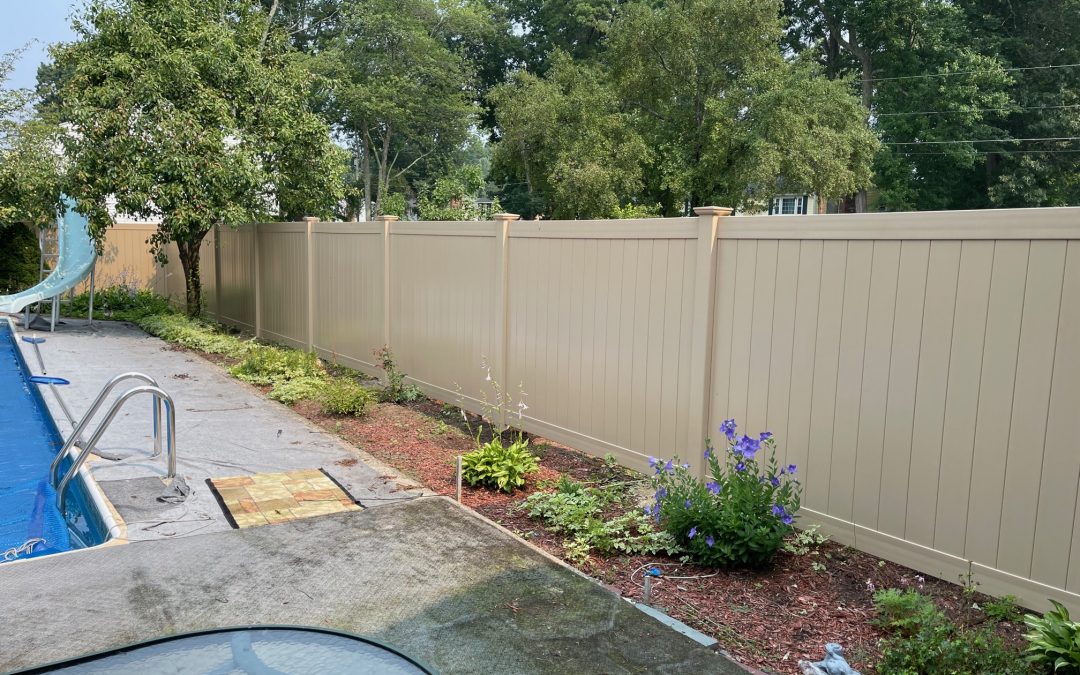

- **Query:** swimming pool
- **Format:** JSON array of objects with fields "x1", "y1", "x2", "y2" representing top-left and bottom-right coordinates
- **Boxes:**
[{"x1": 0, "y1": 321, "x2": 109, "y2": 560}]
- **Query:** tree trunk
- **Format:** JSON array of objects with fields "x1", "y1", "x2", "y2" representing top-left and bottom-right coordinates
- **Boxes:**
[{"x1": 176, "y1": 237, "x2": 204, "y2": 318}]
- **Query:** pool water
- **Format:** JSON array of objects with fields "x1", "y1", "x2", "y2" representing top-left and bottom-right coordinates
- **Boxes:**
[{"x1": 0, "y1": 322, "x2": 108, "y2": 560}]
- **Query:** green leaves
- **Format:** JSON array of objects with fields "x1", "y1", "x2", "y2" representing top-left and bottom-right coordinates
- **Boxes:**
[
  {"x1": 1024, "y1": 600, "x2": 1080, "y2": 672},
  {"x1": 52, "y1": 0, "x2": 344, "y2": 316},
  {"x1": 460, "y1": 437, "x2": 540, "y2": 493}
]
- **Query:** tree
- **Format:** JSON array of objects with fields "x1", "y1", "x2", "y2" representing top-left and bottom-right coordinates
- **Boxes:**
[
  {"x1": 490, "y1": 54, "x2": 650, "y2": 218},
  {"x1": 52, "y1": 0, "x2": 345, "y2": 317},
  {"x1": 315, "y1": 0, "x2": 478, "y2": 220},
  {"x1": 490, "y1": 0, "x2": 877, "y2": 216},
  {"x1": 784, "y1": 0, "x2": 1014, "y2": 211}
]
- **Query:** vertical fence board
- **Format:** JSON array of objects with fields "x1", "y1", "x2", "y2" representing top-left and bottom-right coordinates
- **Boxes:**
[
  {"x1": 852, "y1": 241, "x2": 901, "y2": 530},
  {"x1": 997, "y1": 242, "x2": 1067, "y2": 578},
  {"x1": 905, "y1": 241, "x2": 961, "y2": 546},
  {"x1": 965, "y1": 241, "x2": 1030, "y2": 567}
]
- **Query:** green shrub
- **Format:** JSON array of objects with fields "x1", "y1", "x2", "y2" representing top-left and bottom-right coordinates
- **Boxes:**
[
  {"x1": 0, "y1": 224, "x2": 41, "y2": 295},
  {"x1": 460, "y1": 437, "x2": 539, "y2": 492},
  {"x1": 523, "y1": 477, "x2": 680, "y2": 564},
  {"x1": 66, "y1": 284, "x2": 172, "y2": 321},
  {"x1": 318, "y1": 378, "x2": 373, "y2": 416},
  {"x1": 268, "y1": 376, "x2": 325, "y2": 405},
  {"x1": 136, "y1": 313, "x2": 255, "y2": 357},
  {"x1": 873, "y1": 589, "x2": 1032, "y2": 674},
  {"x1": 229, "y1": 346, "x2": 324, "y2": 385},
  {"x1": 374, "y1": 346, "x2": 423, "y2": 403},
  {"x1": 1024, "y1": 600, "x2": 1080, "y2": 673},
  {"x1": 650, "y1": 418, "x2": 801, "y2": 568}
]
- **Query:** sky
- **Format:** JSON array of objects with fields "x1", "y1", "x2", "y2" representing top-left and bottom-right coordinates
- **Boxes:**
[{"x1": 1, "y1": 0, "x2": 78, "y2": 91}]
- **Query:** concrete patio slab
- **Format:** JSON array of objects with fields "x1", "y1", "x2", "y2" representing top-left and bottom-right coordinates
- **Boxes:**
[
  {"x1": 17, "y1": 320, "x2": 426, "y2": 542},
  {"x1": 0, "y1": 498, "x2": 737, "y2": 674}
]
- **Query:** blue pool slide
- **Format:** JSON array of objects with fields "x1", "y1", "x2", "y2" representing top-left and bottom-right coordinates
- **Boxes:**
[{"x1": 0, "y1": 201, "x2": 96, "y2": 315}]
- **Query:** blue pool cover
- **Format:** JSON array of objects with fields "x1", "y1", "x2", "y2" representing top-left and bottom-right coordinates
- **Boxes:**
[{"x1": 0, "y1": 323, "x2": 105, "y2": 560}]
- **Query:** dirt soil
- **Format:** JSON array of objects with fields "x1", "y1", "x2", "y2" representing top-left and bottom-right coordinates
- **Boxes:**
[{"x1": 169, "y1": 340, "x2": 1029, "y2": 674}]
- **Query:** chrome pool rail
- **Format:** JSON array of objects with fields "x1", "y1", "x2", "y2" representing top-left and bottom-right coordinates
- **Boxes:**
[
  {"x1": 57, "y1": 385, "x2": 176, "y2": 516},
  {"x1": 48, "y1": 372, "x2": 164, "y2": 487}
]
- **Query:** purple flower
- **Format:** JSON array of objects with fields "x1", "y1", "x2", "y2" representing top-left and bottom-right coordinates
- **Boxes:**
[
  {"x1": 734, "y1": 435, "x2": 761, "y2": 459},
  {"x1": 681, "y1": 463, "x2": 689, "y2": 469},
  {"x1": 688, "y1": 526, "x2": 698, "y2": 539},
  {"x1": 684, "y1": 499, "x2": 692, "y2": 508},
  {"x1": 664, "y1": 459, "x2": 674, "y2": 474},
  {"x1": 648, "y1": 456, "x2": 658, "y2": 468},
  {"x1": 656, "y1": 487, "x2": 668, "y2": 501},
  {"x1": 735, "y1": 462, "x2": 746, "y2": 472},
  {"x1": 705, "y1": 535, "x2": 715, "y2": 547},
  {"x1": 787, "y1": 464, "x2": 797, "y2": 474},
  {"x1": 782, "y1": 514, "x2": 794, "y2": 525},
  {"x1": 771, "y1": 504, "x2": 785, "y2": 517},
  {"x1": 720, "y1": 419, "x2": 737, "y2": 440},
  {"x1": 770, "y1": 475, "x2": 780, "y2": 487},
  {"x1": 759, "y1": 431, "x2": 773, "y2": 442},
  {"x1": 704, "y1": 447, "x2": 712, "y2": 460},
  {"x1": 706, "y1": 481, "x2": 721, "y2": 495}
]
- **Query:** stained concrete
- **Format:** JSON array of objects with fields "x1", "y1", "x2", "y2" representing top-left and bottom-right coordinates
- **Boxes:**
[
  {"x1": 0, "y1": 498, "x2": 738, "y2": 674},
  {"x1": 17, "y1": 320, "x2": 426, "y2": 542}
]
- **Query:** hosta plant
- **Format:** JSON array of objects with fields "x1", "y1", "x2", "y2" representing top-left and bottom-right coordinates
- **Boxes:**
[
  {"x1": 1024, "y1": 600, "x2": 1080, "y2": 672},
  {"x1": 649, "y1": 418, "x2": 801, "y2": 568},
  {"x1": 461, "y1": 437, "x2": 539, "y2": 493}
]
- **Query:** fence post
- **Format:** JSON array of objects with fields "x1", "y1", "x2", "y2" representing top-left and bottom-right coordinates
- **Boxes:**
[
  {"x1": 688, "y1": 206, "x2": 733, "y2": 478},
  {"x1": 213, "y1": 224, "x2": 222, "y2": 323},
  {"x1": 377, "y1": 214, "x2": 399, "y2": 378},
  {"x1": 304, "y1": 217, "x2": 318, "y2": 352},
  {"x1": 253, "y1": 224, "x2": 262, "y2": 340},
  {"x1": 493, "y1": 212, "x2": 520, "y2": 429}
]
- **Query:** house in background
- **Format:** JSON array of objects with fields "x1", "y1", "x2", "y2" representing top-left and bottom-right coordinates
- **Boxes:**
[{"x1": 766, "y1": 193, "x2": 816, "y2": 215}]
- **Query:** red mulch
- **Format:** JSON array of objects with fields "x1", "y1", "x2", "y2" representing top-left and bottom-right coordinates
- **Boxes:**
[{"x1": 174, "y1": 342, "x2": 1029, "y2": 674}]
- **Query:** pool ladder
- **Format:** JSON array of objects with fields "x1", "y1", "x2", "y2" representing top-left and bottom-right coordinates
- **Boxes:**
[{"x1": 50, "y1": 373, "x2": 178, "y2": 516}]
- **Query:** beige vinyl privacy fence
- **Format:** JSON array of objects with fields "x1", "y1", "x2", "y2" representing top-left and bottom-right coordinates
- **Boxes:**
[{"x1": 93, "y1": 207, "x2": 1080, "y2": 614}]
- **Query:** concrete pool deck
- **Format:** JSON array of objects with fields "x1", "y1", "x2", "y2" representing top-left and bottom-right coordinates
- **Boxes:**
[{"x1": 1, "y1": 319, "x2": 743, "y2": 673}]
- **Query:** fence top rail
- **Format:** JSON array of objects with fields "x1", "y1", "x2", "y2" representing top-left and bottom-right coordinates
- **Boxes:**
[
  {"x1": 256, "y1": 222, "x2": 307, "y2": 234},
  {"x1": 510, "y1": 218, "x2": 698, "y2": 239},
  {"x1": 721, "y1": 206, "x2": 1080, "y2": 240},
  {"x1": 311, "y1": 222, "x2": 383, "y2": 235},
  {"x1": 391, "y1": 221, "x2": 498, "y2": 237}
]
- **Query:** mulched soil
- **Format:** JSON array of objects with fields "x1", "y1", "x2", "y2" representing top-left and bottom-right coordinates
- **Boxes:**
[{"x1": 165, "y1": 338, "x2": 1030, "y2": 674}]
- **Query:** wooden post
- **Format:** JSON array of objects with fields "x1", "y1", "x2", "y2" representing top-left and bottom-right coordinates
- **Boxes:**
[
  {"x1": 492, "y1": 212, "x2": 520, "y2": 430},
  {"x1": 304, "y1": 216, "x2": 318, "y2": 353},
  {"x1": 376, "y1": 214, "x2": 399, "y2": 379},
  {"x1": 687, "y1": 206, "x2": 733, "y2": 478}
]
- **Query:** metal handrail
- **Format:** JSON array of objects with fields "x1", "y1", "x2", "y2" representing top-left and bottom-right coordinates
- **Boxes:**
[
  {"x1": 57, "y1": 385, "x2": 176, "y2": 515},
  {"x1": 48, "y1": 373, "x2": 163, "y2": 487}
]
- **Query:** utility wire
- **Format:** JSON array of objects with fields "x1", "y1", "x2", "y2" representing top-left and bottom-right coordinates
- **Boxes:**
[
  {"x1": 893, "y1": 149, "x2": 1080, "y2": 156},
  {"x1": 875, "y1": 103, "x2": 1080, "y2": 117},
  {"x1": 863, "y1": 62, "x2": 1080, "y2": 83},
  {"x1": 885, "y1": 136, "x2": 1080, "y2": 145}
]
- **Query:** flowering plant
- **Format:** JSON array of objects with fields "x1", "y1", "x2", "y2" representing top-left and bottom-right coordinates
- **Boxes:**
[{"x1": 648, "y1": 419, "x2": 801, "y2": 568}]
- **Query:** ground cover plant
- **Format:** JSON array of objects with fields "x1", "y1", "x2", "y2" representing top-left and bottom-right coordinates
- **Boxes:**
[
  {"x1": 66, "y1": 282, "x2": 173, "y2": 323},
  {"x1": 122, "y1": 306, "x2": 1040, "y2": 673}
]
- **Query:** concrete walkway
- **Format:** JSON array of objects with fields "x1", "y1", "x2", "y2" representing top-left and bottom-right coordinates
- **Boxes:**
[
  {"x1": 2, "y1": 319, "x2": 742, "y2": 673},
  {"x1": 19, "y1": 320, "x2": 423, "y2": 542}
]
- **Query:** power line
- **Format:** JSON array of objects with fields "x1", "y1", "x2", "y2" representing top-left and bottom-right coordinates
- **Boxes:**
[
  {"x1": 893, "y1": 148, "x2": 1080, "y2": 156},
  {"x1": 885, "y1": 136, "x2": 1080, "y2": 146},
  {"x1": 863, "y1": 62, "x2": 1080, "y2": 83},
  {"x1": 876, "y1": 103, "x2": 1080, "y2": 117}
]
